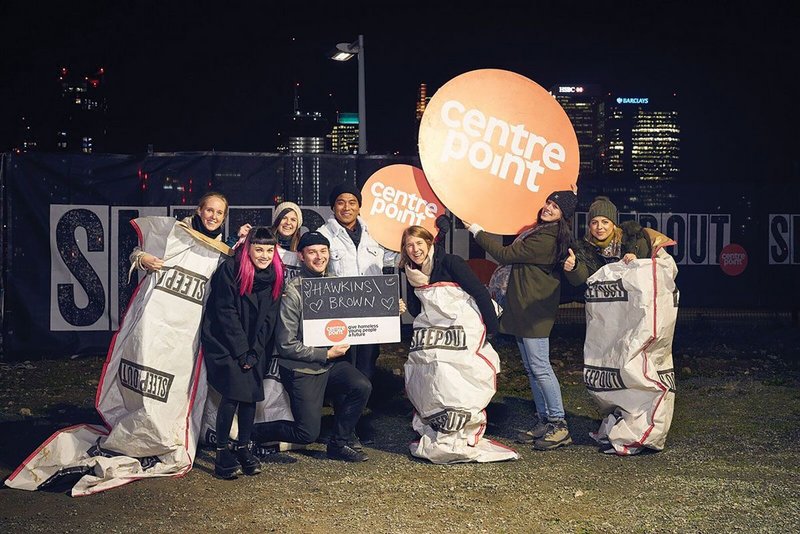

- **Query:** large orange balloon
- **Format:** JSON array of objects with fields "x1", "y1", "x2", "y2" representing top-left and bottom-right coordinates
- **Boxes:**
[{"x1": 419, "y1": 69, "x2": 579, "y2": 235}]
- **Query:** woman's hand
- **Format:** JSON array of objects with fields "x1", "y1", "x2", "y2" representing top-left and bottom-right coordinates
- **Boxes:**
[
  {"x1": 238, "y1": 223, "x2": 253, "y2": 239},
  {"x1": 563, "y1": 248, "x2": 576, "y2": 272},
  {"x1": 141, "y1": 253, "x2": 164, "y2": 272},
  {"x1": 398, "y1": 298, "x2": 407, "y2": 315},
  {"x1": 622, "y1": 253, "x2": 637, "y2": 264}
]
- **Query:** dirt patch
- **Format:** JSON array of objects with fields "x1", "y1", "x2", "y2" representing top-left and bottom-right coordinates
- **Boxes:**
[{"x1": 1, "y1": 324, "x2": 799, "y2": 533}]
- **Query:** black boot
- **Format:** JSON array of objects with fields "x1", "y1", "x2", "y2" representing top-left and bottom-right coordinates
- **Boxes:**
[
  {"x1": 214, "y1": 445, "x2": 242, "y2": 479},
  {"x1": 234, "y1": 443, "x2": 262, "y2": 476}
]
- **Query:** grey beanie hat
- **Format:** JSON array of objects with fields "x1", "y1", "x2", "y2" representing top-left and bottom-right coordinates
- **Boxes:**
[{"x1": 588, "y1": 196, "x2": 618, "y2": 225}]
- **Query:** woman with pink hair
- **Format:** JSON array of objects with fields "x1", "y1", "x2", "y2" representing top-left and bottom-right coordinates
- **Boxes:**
[{"x1": 201, "y1": 227, "x2": 284, "y2": 479}]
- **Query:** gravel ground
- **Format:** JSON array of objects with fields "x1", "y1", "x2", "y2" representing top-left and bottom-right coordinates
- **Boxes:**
[{"x1": 1, "y1": 324, "x2": 798, "y2": 533}]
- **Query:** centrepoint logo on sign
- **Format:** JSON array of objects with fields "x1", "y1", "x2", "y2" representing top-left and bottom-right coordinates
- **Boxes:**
[
  {"x1": 418, "y1": 69, "x2": 578, "y2": 236},
  {"x1": 369, "y1": 181, "x2": 438, "y2": 225},
  {"x1": 439, "y1": 99, "x2": 565, "y2": 193},
  {"x1": 359, "y1": 164, "x2": 445, "y2": 251},
  {"x1": 719, "y1": 243, "x2": 747, "y2": 276},
  {"x1": 325, "y1": 319, "x2": 348, "y2": 343},
  {"x1": 617, "y1": 97, "x2": 649, "y2": 104}
]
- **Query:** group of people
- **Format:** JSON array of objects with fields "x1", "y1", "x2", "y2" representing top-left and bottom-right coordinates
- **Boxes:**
[
  {"x1": 131, "y1": 184, "x2": 399, "y2": 479},
  {"x1": 132, "y1": 183, "x2": 654, "y2": 478}
]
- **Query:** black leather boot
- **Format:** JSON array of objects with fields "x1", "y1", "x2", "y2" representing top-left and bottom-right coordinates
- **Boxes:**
[
  {"x1": 234, "y1": 443, "x2": 262, "y2": 476},
  {"x1": 214, "y1": 445, "x2": 242, "y2": 479}
]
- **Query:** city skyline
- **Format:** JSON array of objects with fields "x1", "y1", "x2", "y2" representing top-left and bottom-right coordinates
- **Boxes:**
[{"x1": 1, "y1": 2, "x2": 796, "y2": 183}]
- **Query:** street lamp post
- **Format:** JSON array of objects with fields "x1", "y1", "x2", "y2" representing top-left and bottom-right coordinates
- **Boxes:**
[{"x1": 331, "y1": 34, "x2": 367, "y2": 154}]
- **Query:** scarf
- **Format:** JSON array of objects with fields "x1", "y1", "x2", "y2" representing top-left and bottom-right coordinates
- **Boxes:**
[
  {"x1": 251, "y1": 263, "x2": 277, "y2": 294},
  {"x1": 404, "y1": 245, "x2": 435, "y2": 288},
  {"x1": 191, "y1": 213, "x2": 223, "y2": 240},
  {"x1": 340, "y1": 220, "x2": 362, "y2": 248},
  {"x1": 277, "y1": 234, "x2": 293, "y2": 250},
  {"x1": 587, "y1": 226, "x2": 623, "y2": 259}
]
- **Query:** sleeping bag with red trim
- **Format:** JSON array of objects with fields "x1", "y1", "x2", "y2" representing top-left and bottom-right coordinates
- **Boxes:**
[
  {"x1": 404, "y1": 283, "x2": 518, "y2": 464},
  {"x1": 583, "y1": 248, "x2": 679, "y2": 455},
  {"x1": 5, "y1": 217, "x2": 225, "y2": 495}
]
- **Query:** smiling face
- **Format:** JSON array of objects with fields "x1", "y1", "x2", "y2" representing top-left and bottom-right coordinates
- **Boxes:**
[
  {"x1": 277, "y1": 210, "x2": 299, "y2": 238},
  {"x1": 248, "y1": 243, "x2": 275, "y2": 270},
  {"x1": 333, "y1": 193, "x2": 360, "y2": 229},
  {"x1": 196, "y1": 196, "x2": 226, "y2": 232},
  {"x1": 589, "y1": 216, "x2": 615, "y2": 241},
  {"x1": 299, "y1": 244, "x2": 330, "y2": 274},
  {"x1": 404, "y1": 235, "x2": 431, "y2": 266},
  {"x1": 539, "y1": 200, "x2": 563, "y2": 223}
]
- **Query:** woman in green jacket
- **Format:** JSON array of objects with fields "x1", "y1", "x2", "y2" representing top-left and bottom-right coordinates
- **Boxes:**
[
  {"x1": 462, "y1": 190, "x2": 577, "y2": 451},
  {"x1": 563, "y1": 196, "x2": 651, "y2": 286}
]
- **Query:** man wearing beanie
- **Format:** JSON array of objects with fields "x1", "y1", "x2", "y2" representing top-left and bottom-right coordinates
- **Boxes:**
[
  {"x1": 253, "y1": 230, "x2": 372, "y2": 462},
  {"x1": 318, "y1": 182, "x2": 399, "y2": 443}
]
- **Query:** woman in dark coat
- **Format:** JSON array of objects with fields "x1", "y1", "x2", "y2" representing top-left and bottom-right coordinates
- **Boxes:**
[
  {"x1": 462, "y1": 190, "x2": 577, "y2": 452},
  {"x1": 202, "y1": 227, "x2": 283, "y2": 479},
  {"x1": 402, "y1": 226, "x2": 499, "y2": 335},
  {"x1": 563, "y1": 196, "x2": 652, "y2": 286}
]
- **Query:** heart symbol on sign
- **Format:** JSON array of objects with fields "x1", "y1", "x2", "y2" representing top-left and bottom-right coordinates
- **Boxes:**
[
  {"x1": 309, "y1": 300, "x2": 323, "y2": 313},
  {"x1": 381, "y1": 297, "x2": 394, "y2": 310}
]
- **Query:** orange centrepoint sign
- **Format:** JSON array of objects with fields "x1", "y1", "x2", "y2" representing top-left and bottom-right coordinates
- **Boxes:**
[
  {"x1": 359, "y1": 164, "x2": 445, "y2": 252},
  {"x1": 418, "y1": 69, "x2": 579, "y2": 235}
]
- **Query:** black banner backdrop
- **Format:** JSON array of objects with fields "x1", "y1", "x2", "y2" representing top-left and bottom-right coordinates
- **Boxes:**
[{"x1": 1, "y1": 152, "x2": 799, "y2": 359}]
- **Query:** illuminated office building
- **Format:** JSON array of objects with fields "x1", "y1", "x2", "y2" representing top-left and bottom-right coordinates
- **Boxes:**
[
  {"x1": 277, "y1": 110, "x2": 329, "y2": 205},
  {"x1": 599, "y1": 94, "x2": 680, "y2": 210},
  {"x1": 600, "y1": 95, "x2": 680, "y2": 182},
  {"x1": 56, "y1": 66, "x2": 107, "y2": 153},
  {"x1": 415, "y1": 83, "x2": 430, "y2": 122},
  {"x1": 550, "y1": 84, "x2": 603, "y2": 179},
  {"x1": 327, "y1": 112, "x2": 359, "y2": 154}
]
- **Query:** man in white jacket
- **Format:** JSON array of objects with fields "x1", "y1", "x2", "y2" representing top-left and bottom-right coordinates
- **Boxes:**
[{"x1": 318, "y1": 182, "x2": 397, "y2": 442}]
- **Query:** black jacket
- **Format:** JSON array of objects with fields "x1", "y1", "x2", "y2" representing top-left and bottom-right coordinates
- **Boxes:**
[
  {"x1": 406, "y1": 247, "x2": 499, "y2": 335},
  {"x1": 202, "y1": 258, "x2": 280, "y2": 402}
]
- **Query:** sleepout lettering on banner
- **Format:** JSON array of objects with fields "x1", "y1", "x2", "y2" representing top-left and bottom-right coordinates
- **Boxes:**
[{"x1": 768, "y1": 214, "x2": 800, "y2": 264}]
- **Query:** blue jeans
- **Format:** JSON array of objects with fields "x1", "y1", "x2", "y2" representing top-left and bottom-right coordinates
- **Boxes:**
[{"x1": 516, "y1": 337, "x2": 565, "y2": 420}]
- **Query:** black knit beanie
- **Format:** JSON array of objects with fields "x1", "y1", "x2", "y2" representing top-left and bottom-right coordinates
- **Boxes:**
[
  {"x1": 328, "y1": 183, "x2": 362, "y2": 208},
  {"x1": 546, "y1": 190, "x2": 578, "y2": 220}
]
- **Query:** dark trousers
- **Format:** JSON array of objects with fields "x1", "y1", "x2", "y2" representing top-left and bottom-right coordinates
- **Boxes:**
[
  {"x1": 346, "y1": 343, "x2": 380, "y2": 382},
  {"x1": 216, "y1": 397, "x2": 256, "y2": 448},
  {"x1": 253, "y1": 360, "x2": 371, "y2": 448}
]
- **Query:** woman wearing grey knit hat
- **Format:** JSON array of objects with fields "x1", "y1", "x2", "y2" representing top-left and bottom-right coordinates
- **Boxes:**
[
  {"x1": 271, "y1": 201, "x2": 304, "y2": 252},
  {"x1": 270, "y1": 201, "x2": 304, "y2": 286},
  {"x1": 563, "y1": 196, "x2": 651, "y2": 286}
]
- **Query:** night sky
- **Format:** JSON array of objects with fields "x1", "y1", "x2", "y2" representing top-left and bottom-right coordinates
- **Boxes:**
[{"x1": 1, "y1": 1, "x2": 796, "y2": 183}]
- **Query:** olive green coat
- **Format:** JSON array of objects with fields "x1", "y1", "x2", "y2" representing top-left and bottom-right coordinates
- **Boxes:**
[{"x1": 475, "y1": 223, "x2": 561, "y2": 338}]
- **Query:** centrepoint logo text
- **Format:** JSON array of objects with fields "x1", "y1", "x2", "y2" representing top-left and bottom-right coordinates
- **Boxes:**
[
  {"x1": 439, "y1": 99, "x2": 567, "y2": 193},
  {"x1": 369, "y1": 181, "x2": 438, "y2": 225}
]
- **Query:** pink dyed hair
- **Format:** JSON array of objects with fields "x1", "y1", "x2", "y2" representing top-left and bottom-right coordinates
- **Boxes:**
[{"x1": 236, "y1": 227, "x2": 283, "y2": 299}]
